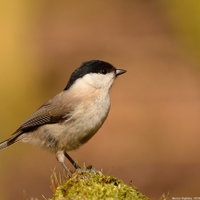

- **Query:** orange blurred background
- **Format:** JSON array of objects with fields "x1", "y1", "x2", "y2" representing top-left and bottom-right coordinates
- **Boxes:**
[{"x1": 0, "y1": 1, "x2": 200, "y2": 199}]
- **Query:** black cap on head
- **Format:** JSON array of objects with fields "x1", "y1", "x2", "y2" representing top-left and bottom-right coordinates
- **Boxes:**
[{"x1": 64, "y1": 60, "x2": 116, "y2": 90}]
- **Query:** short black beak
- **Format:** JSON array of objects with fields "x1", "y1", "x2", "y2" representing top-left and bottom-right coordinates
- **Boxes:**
[{"x1": 116, "y1": 69, "x2": 126, "y2": 76}]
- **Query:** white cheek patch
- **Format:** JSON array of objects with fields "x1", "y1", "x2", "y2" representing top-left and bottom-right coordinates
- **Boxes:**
[{"x1": 82, "y1": 73, "x2": 115, "y2": 89}]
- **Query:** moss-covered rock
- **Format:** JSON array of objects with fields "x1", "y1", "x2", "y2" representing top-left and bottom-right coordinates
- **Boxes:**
[{"x1": 50, "y1": 169, "x2": 149, "y2": 200}]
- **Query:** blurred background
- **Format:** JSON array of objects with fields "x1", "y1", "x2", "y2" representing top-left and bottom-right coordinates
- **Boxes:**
[{"x1": 0, "y1": 0, "x2": 200, "y2": 199}]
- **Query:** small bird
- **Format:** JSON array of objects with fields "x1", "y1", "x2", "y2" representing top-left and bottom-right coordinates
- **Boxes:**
[{"x1": 0, "y1": 60, "x2": 126, "y2": 175}]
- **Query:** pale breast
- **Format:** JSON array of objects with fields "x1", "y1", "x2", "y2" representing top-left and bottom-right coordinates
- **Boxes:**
[{"x1": 22, "y1": 90, "x2": 111, "y2": 153}]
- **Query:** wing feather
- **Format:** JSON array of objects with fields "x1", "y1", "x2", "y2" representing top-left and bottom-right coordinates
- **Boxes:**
[{"x1": 14, "y1": 92, "x2": 78, "y2": 133}]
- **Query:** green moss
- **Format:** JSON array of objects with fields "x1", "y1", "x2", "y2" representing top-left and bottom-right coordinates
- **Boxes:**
[{"x1": 50, "y1": 169, "x2": 149, "y2": 200}]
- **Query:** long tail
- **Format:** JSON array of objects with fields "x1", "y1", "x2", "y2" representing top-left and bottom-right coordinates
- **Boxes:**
[{"x1": 0, "y1": 132, "x2": 25, "y2": 150}]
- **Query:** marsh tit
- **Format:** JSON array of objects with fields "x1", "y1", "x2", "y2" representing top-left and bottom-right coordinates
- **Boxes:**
[{"x1": 0, "y1": 60, "x2": 126, "y2": 175}]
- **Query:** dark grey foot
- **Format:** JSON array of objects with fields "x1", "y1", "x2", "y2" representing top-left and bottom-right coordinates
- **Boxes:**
[{"x1": 76, "y1": 165, "x2": 102, "y2": 175}]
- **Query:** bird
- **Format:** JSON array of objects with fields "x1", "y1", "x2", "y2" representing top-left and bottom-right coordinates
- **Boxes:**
[{"x1": 0, "y1": 60, "x2": 126, "y2": 175}]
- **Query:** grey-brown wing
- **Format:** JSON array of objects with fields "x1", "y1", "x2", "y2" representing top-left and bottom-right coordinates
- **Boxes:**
[{"x1": 14, "y1": 93, "x2": 77, "y2": 133}]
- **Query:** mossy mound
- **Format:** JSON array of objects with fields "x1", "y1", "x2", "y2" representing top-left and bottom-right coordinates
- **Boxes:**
[{"x1": 50, "y1": 170, "x2": 149, "y2": 200}]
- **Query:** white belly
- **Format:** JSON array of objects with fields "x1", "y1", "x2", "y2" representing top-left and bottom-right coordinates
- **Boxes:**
[{"x1": 22, "y1": 93, "x2": 110, "y2": 153}]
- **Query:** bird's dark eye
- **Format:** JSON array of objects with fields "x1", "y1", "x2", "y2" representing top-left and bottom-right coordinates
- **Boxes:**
[{"x1": 100, "y1": 69, "x2": 107, "y2": 74}]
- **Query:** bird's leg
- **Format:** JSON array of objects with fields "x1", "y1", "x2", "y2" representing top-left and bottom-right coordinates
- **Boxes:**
[
  {"x1": 64, "y1": 152, "x2": 80, "y2": 169},
  {"x1": 63, "y1": 152, "x2": 101, "y2": 175},
  {"x1": 56, "y1": 151, "x2": 72, "y2": 177}
]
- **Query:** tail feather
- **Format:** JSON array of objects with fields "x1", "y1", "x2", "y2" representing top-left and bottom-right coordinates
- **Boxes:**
[
  {"x1": 0, "y1": 132, "x2": 25, "y2": 150},
  {"x1": 0, "y1": 139, "x2": 10, "y2": 150}
]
